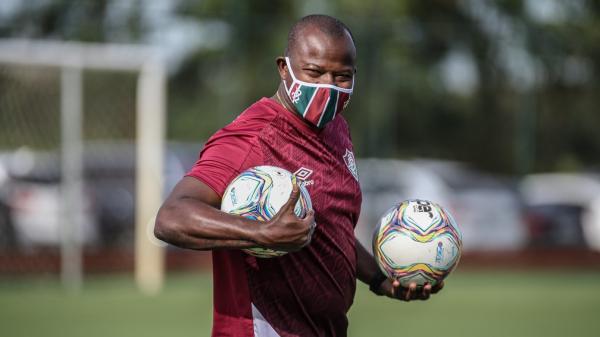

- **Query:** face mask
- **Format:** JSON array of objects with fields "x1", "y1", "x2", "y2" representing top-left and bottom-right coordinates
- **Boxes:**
[{"x1": 284, "y1": 57, "x2": 354, "y2": 128}]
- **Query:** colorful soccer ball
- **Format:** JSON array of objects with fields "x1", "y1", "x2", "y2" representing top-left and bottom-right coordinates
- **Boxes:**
[
  {"x1": 221, "y1": 165, "x2": 313, "y2": 258},
  {"x1": 372, "y1": 199, "x2": 462, "y2": 287}
]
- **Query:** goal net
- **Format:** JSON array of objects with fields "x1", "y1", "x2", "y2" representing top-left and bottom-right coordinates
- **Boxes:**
[{"x1": 0, "y1": 39, "x2": 166, "y2": 294}]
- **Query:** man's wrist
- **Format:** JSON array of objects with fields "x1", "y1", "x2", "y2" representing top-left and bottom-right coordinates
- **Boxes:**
[{"x1": 368, "y1": 271, "x2": 388, "y2": 296}]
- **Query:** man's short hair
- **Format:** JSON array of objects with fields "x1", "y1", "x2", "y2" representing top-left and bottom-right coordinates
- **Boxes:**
[{"x1": 285, "y1": 14, "x2": 355, "y2": 56}]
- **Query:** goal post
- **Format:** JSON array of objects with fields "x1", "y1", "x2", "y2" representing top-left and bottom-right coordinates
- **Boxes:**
[
  {"x1": 0, "y1": 39, "x2": 166, "y2": 294},
  {"x1": 60, "y1": 64, "x2": 84, "y2": 291},
  {"x1": 135, "y1": 58, "x2": 167, "y2": 296}
]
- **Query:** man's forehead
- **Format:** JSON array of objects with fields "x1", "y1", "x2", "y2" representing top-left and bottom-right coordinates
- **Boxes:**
[{"x1": 289, "y1": 27, "x2": 356, "y2": 67}]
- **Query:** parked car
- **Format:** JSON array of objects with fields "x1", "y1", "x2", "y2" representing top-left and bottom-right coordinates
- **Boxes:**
[
  {"x1": 356, "y1": 159, "x2": 526, "y2": 252},
  {"x1": 0, "y1": 141, "x2": 201, "y2": 249},
  {"x1": 0, "y1": 155, "x2": 17, "y2": 248},
  {"x1": 520, "y1": 173, "x2": 600, "y2": 249}
]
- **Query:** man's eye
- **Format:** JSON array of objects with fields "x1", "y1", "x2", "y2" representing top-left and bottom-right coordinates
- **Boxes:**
[
  {"x1": 336, "y1": 74, "x2": 353, "y2": 81},
  {"x1": 304, "y1": 69, "x2": 322, "y2": 76}
]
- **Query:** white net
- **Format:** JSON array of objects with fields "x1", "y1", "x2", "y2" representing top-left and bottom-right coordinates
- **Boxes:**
[{"x1": 0, "y1": 41, "x2": 165, "y2": 292}]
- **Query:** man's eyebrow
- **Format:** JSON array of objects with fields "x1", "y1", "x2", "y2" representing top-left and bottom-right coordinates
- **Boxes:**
[
  {"x1": 303, "y1": 63, "x2": 354, "y2": 73},
  {"x1": 303, "y1": 63, "x2": 323, "y2": 68},
  {"x1": 334, "y1": 67, "x2": 355, "y2": 75}
]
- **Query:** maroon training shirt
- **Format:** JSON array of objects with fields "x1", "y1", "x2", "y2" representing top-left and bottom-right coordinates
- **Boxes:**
[{"x1": 186, "y1": 97, "x2": 362, "y2": 337}]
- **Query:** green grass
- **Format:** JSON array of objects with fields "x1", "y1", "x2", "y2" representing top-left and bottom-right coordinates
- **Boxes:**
[
  {"x1": 350, "y1": 270, "x2": 600, "y2": 337},
  {"x1": 0, "y1": 270, "x2": 599, "y2": 337}
]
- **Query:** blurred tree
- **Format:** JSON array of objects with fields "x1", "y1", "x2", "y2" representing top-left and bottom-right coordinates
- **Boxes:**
[
  {"x1": 1, "y1": 0, "x2": 599, "y2": 174},
  {"x1": 0, "y1": 0, "x2": 132, "y2": 42},
  {"x1": 169, "y1": 0, "x2": 295, "y2": 140}
]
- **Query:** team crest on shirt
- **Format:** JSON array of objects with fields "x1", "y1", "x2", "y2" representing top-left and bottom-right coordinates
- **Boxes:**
[{"x1": 343, "y1": 149, "x2": 359, "y2": 182}]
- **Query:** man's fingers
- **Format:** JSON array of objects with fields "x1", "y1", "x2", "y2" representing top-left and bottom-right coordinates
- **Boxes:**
[
  {"x1": 431, "y1": 281, "x2": 444, "y2": 294},
  {"x1": 389, "y1": 281, "x2": 441, "y2": 301},
  {"x1": 283, "y1": 181, "x2": 301, "y2": 211},
  {"x1": 420, "y1": 283, "x2": 432, "y2": 300},
  {"x1": 305, "y1": 210, "x2": 316, "y2": 235},
  {"x1": 390, "y1": 280, "x2": 414, "y2": 302},
  {"x1": 406, "y1": 282, "x2": 417, "y2": 301},
  {"x1": 303, "y1": 210, "x2": 315, "y2": 223},
  {"x1": 388, "y1": 279, "x2": 400, "y2": 299}
]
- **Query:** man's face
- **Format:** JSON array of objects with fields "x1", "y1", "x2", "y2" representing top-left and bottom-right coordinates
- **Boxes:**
[{"x1": 278, "y1": 27, "x2": 356, "y2": 90}]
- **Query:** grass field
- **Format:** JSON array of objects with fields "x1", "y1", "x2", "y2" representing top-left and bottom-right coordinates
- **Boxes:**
[{"x1": 1, "y1": 269, "x2": 599, "y2": 337}]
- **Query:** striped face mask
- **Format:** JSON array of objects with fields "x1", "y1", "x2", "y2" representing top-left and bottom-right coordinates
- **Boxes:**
[{"x1": 284, "y1": 57, "x2": 354, "y2": 128}]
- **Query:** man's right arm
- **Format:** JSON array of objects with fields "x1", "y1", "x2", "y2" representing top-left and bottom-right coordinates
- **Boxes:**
[{"x1": 154, "y1": 177, "x2": 314, "y2": 251}]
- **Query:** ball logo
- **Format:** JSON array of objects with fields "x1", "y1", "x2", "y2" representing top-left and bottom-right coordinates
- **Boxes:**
[
  {"x1": 230, "y1": 187, "x2": 238, "y2": 206},
  {"x1": 413, "y1": 200, "x2": 434, "y2": 218},
  {"x1": 435, "y1": 242, "x2": 443, "y2": 263}
]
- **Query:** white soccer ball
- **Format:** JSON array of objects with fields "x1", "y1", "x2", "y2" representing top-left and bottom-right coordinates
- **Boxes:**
[
  {"x1": 372, "y1": 199, "x2": 462, "y2": 287},
  {"x1": 221, "y1": 165, "x2": 313, "y2": 258}
]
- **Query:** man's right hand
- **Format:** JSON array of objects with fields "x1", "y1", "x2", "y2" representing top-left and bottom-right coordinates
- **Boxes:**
[
  {"x1": 255, "y1": 182, "x2": 316, "y2": 252},
  {"x1": 155, "y1": 177, "x2": 315, "y2": 251}
]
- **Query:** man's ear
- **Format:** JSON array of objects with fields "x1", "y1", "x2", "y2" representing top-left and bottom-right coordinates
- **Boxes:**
[{"x1": 276, "y1": 56, "x2": 287, "y2": 80}]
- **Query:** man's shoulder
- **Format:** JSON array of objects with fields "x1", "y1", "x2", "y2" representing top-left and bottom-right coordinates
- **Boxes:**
[
  {"x1": 202, "y1": 98, "x2": 282, "y2": 152},
  {"x1": 333, "y1": 115, "x2": 351, "y2": 135},
  {"x1": 222, "y1": 97, "x2": 280, "y2": 134},
  {"x1": 322, "y1": 115, "x2": 352, "y2": 144}
]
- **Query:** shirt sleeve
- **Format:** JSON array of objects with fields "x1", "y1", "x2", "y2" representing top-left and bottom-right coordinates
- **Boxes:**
[{"x1": 186, "y1": 127, "x2": 262, "y2": 198}]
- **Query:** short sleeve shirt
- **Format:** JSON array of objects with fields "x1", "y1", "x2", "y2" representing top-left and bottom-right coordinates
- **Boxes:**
[{"x1": 187, "y1": 97, "x2": 362, "y2": 337}]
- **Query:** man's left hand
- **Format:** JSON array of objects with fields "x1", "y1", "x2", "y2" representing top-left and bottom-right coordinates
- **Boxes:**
[{"x1": 378, "y1": 279, "x2": 444, "y2": 301}]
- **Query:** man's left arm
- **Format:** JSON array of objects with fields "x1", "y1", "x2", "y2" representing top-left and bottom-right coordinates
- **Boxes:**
[{"x1": 356, "y1": 238, "x2": 443, "y2": 301}]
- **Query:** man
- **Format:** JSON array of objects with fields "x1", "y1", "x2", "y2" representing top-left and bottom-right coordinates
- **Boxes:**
[{"x1": 155, "y1": 14, "x2": 442, "y2": 337}]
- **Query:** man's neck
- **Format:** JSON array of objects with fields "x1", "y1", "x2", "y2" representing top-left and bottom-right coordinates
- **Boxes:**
[
  {"x1": 271, "y1": 87, "x2": 322, "y2": 133},
  {"x1": 273, "y1": 86, "x2": 296, "y2": 114}
]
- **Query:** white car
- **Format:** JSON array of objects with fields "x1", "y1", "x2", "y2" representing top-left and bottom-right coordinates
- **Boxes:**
[
  {"x1": 1, "y1": 141, "x2": 200, "y2": 249},
  {"x1": 520, "y1": 173, "x2": 600, "y2": 250},
  {"x1": 8, "y1": 181, "x2": 98, "y2": 247},
  {"x1": 356, "y1": 159, "x2": 526, "y2": 252}
]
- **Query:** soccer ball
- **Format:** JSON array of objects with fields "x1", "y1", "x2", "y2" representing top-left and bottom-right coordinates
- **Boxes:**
[
  {"x1": 221, "y1": 165, "x2": 313, "y2": 258},
  {"x1": 372, "y1": 199, "x2": 462, "y2": 287}
]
